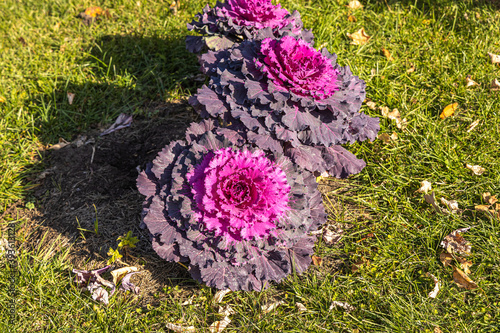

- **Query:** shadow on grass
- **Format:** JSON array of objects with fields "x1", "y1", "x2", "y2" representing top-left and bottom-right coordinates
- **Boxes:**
[{"x1": 14, "y1": 33, "x2": 205, "y2": 303}]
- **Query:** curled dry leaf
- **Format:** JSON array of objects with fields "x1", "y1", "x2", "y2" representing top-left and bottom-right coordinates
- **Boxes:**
[
  {"x1": 347, "y1": 0, "x2": 363, "y2": 9},
  {"x1": 377, "y1": 133, "x2": 391, "y2": 144},
  {"x1": 209, "y1": 317, "x2": 231, "y2": 333},
  {"x1": 440, "y1": 103, "x2": 458, "y2": 119},
  {"x1": 439, "y1": 252, "x2": 453, "y2": 267},
  {"x1": 91, "y1": 286, "x2": 109, "y2": 305},
  {"x1": 329, "y1": 301, "x2": 355, "y2": 312},
  {"x1": 416, "y1": 180, "x2": 432, "y2": 194},
  {"x1": 381, "y1": 107, "x2": 407, "y2": 129},
  {"x1": 347, "y1": 15, "x2": 356, "y2": 22},
  {"x1": 426, "y1": 272, "x2": 440, "y2": 298},
  {"x1": 466, "y1": 120, "x2": 480, "y2": 132},
  {"x1": 347, "y1": 28, "x2": 370, "y2": 45},
  {"x1": 261, "y1": 301, "x2": 285, "y2": 313},
  {"x1": 440, "y1": 227, "x2": 472, "y2": 256},
  {"x1": 110, "y1": 266, "x2": 138, "y2": 285},
  {"x1": 407, "y1": 65, "x2": 415, "y2": 73},
  {"x1": 296, "y1": 302, "x2": 307, "y2": 312},
  {"x1": 475, "y1": 204, "x2": 491, "y2": 213},
  {"x1": 48, "y1": 138, "x2": 70, "y2": 150},
  {"x1": 100, "y1": 113, "x2": 133, "y2": 136},
  {"x1": 120, "y1": 272, "x2": 140, "y2": 294},
  {"x1": 466, "y1": 164, "x2": 485, "y2": 175},
  {"x1": 491, "y1": 78, "x2": 500, "y2": 91},
  {"x1": 452, "y1": 266, "x2": 477, "y2": 290},
  {"x1": 366, "y1": 100, "x2": 377, "y2": 110},
  {"x1": 424, "y1": 192, "x2": 446, "y2": 214},
  {"x1": 351, "y1": 257, "x2": 370, "y2": 273},
  {"x1": 440, "y1": 197, "x2": 459, "y2": 214},
  {"x1": 390, "y1": 132, "x2": 398, "y2": 141},
  {"x1": 382, "y1": 48, "x2": 394, "y2": 61},
  {"x1": 213, "y1": 289, "x2": 231, "y2": 304},
  {"x1": 465, "y1": 75, "x2": 479, "y2": 87},
  {"x1": 488, "y1": 52, "x2": 500, "y2": 64},
  {"x1": 67, "y1": 92, "x2": 75, "y2": 105},
  {"x1": 165, "y1": 323, "x2": 196, "y2": 332}
]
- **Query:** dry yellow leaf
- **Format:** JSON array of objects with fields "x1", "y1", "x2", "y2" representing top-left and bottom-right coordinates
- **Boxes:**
[
  {"x1": 165, "y1": 323, "x2": 196, "y2": 332},
  {"x1": 407, "y1": 65, "x2": 415, "y2": 73},
  {"x1": 347, "y1": 0, "x2": 363, "y2": 9},
  {"x1": 475, "y1": 204, "x2": 490, "y2": 213},
  {"x1": 426, "y1": 272, "x2": 440, "y2": 298},
  {"x1": 488, "y1": 52, "x2": 500, "y2": 64},
  {"x1": 466, "y1": 164, "x2": 485, "y2": 175},
  {"x1": 452, "y1": 266, "x2": 478, "y2": 290},
  {"x1": 377, "y1": 133, "x2": 391, "y2": 144},
  {"x1": 482, "y1": 192, "x2": 498, "y2": 205},
  {"x1": 390, "y1": 132, "x2": 398, "y2": 141},
  {"x1": 110, "y1": 266, "x2": 138, "y2": 285},
  {"x1": 84, "y1": 6, "x2": 104, "y2": 18},
  {"x1": 347, "y1": 28, "x2": 370, "y2": 45},
  {"x1": 382, "y1": 48, "x2": 394, "y2": 61},
  {"x1": 439, "y1": 252, "x2": 453, "y2": 267},
  {"x1": 465, "y1": 75, "x2": 479, "y2": 87},
  {"x1": 0, "y1": 96, "x2": 5, "y2": 103},
  {"x1": 440, "y1": 103, "x2": 458, "y2": 119},
  {"x1": 348, "y1": 15, "x2": 357, "y2": 22}
]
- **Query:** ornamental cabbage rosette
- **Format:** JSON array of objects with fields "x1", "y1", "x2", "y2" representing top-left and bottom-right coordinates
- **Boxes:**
[
  {"x1": 186, "y1": 0, "x2": 313, "y2": 53},
  {"x1": 189, "y1": 36, "x2": 379, "y2": 177},
  {"x1": 137, "y1": 125, "x2": 327, "y2": 291}
]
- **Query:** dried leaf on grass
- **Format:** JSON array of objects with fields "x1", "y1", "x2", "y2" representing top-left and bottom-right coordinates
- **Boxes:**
[
  {"x1": 458, "y1": 257, "x2": 473, "y2": 275},
  {"x1": 261, "y1": 301, "x2": 285, "y2": 313},
  {"x1": 440, "y1": 227, "x2": 472, "y2": 256},
  {"x1": 323, "y1": 227, "x2": 343, "y2": 245},
  {"x1": 440, "y1": 197, "x2": 459, "y2": 214},
  {"x1": 466, "y1": 164, "x2": 485, "y2": 175},
  {"x1": 209, "y1": 306, "x2": 234, "y2": 333},
  {"x1": 407, "y1": 65, "x2": 415, "y2": 73},
  {"x1": 347, "y1": 0, "x2": 363, "y2": 9},
  {"x1": 48, "y1": 138, "x2": 70, "y2": 150},
  {"x1": 416, "y1": 180, "x2": 432, "y2": 194},
  {"x1": 465, "y1": 75, "x2": 479, "y2": 87},
  {"x1": 380, "y1": 107, "x2": 407, "y2": 129},
  {"x1": 347, "y1": 15, "x2": 356, "y2": 22},
  {"x1": 440, "y1": 103, "x2": 458, "y2": 119},
  {"x1": 366, "y1": 100, "x2": 377, "y2": 110},
  {"x1": 213, "y1": 289, "x2": 231, "y2": 304},
  {"x1": 67, "y1": 92, "x2": 75, "y2": 105},
  {"x1": 424, "y1": 192, "x2": 446, "y2": 214},
  {"x1": 382, "y1": 48, "x2": 394, "y2": 61},
  {"x1": 426, "y1": 273, "x2": 440, "y2": 298},
  {"x1": 439, "y1": 252, "x2": 453, "y2": 267},
  {"x1": 165, "y1": 323, "x2": 196, "y2": 332},
  {"x1": 488, "y1": 52, "x2": 500, "y2": 64},
  {"x1": 491, "y1": 78, "x2": 500, "y2": 91},
  {"x1": 329, "y1": 301, "x2": 355, "y2": 312},
  {"x1": 78, "y1": 6, "x2": 109, "y2": 26},
  {"x1": 347, "y1": 28, "x2": 370, "y2": 45},
  {"x1": 467, "y1": 120, "x2": 480, "y2": 132},
  {"x1": 296, "y1": 302, "x2": 307, "y2": 312},
  {"x1": 120, "y1": 272, "x2": 140, "y2": 294},
  {"x1": 452, "y1": 266, "x2": 478, "y2": 290}
]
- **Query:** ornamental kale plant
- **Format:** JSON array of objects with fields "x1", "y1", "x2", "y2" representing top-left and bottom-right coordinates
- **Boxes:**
[
  {"x1": 189, "y1": 36, "x2": 379, "y2": 177},
  {"x1": 137, "y1": 122, "x2": 327, "y2": 291},
  {"x1": 186, "y1": 0, "x2": 313, "y2": 53}
]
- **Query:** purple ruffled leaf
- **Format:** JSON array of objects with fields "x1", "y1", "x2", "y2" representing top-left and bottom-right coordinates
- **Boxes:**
[{"x1": 119, "y1": 272, "x2": 141, "y2": 294}]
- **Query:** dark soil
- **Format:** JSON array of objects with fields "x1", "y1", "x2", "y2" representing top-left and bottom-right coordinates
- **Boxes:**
[{"x1": 6, "y1": 100, "x2": 201, "y2": 305}]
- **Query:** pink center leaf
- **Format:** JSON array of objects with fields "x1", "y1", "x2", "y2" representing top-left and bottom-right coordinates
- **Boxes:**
[
  {"x1": 218, "y1": 0, "x2": 290, "y2": 29},
  {"x1": 256, "y1": 36, "x2": 340, "y2": 100},
  {"x1": 187, "y1": 147, "x2": 291, "y2": 243}
]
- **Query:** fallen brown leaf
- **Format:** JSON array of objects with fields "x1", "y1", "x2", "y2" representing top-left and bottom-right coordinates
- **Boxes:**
[
  {"x1": 110, "y1": 266, "x2": 138, "y2": 285},
  {"x1": 440, "y1": 227, "x2": 472, "y2": 256},
  {"x1": 474, "y1": 204, "x2": 491, "y2": 213},
  {"x1": 482, "y1": 192, "x2": 498, "y2": 205},
  {"x1": 296, "y1": 302, "x2": 307, "y2": 312},
  {"x1": 48, "y1": 138, "x2": 70, "y2": 150},
  {"x1": 67, "y1": 92, "x2": 75, "y2": 105},
  {"x1": 491, "y1": 78, "x2": 500, "y2": 91},
  {"x1": 213, "y1": 289, "x2": 231, "y2": 304},
  {"x1": 452, "y1": 266, "x2": 477, "y2": 290},
  {"x1": 407, "y1": 64, "x2": 415, "y2": 73},
  {"x1": 439, "y1": 252, "x2": 453, "y2": 267},
  {"x1": 329, "y1": 301, "x2": 355, "y2": 312},
  {"x1": 323, "y1": 227, "x2": 343, "y2": 245},
  {"x1": 261, "y1": 301, "x2": 285, "y2": 313},
  {"x1": 457, "y1": 257, "x2": 473, "y2": 275},
  {"x1": 440, "y1": 103, "x2": 458, "y2": 119},
  {"x1": 347, "y1": 15, "x2": 356, "y2": 22},
  {"x1": 466, "y1": 164, "x2": 485, "y2": 175},
  {"x1": 165, "y1": 323, "x2": 196, "y2": 332},
  {"x1": 366, "y1": 100, "x2": 377, "y2": 110},
  {"x1": 382, "y1": 48, "x2": 394, "y2": 61},
  {"x1": 440, "y1": 197, "x2": 459, "y2": 214},
  {"x1": 347, "y1": 28, "x2": 370, "y2": 45}
]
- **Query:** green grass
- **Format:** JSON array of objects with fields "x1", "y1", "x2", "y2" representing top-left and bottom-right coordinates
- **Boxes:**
[{"x1": 2, "y1": 0, "x2": 500, "y2": 331}]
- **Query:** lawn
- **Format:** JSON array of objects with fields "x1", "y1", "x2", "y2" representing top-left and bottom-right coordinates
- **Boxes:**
[{"x1": 1, "y1": 0, "x2": 500, "y2": 332}]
